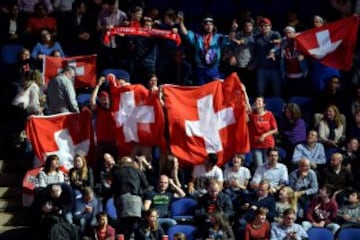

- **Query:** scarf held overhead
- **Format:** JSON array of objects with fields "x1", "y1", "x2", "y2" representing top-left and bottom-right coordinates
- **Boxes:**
[{"x1": 103, "y1": 26, "x2": 181, "y2": 46}]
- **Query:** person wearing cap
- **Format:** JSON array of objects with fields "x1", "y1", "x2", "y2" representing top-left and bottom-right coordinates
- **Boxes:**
[
  {"x1": 90, "y1": 76, "x2": 117, "y2": 168},
  {"x1": 280, "y1": 25, "x2": 309, "y2": 98},
  {"x1": 178, "y1": 14, "x2": 234, "y2": 85},
  {"x1": 251, "y1": 17, "x2": 283, "y2": 97}
]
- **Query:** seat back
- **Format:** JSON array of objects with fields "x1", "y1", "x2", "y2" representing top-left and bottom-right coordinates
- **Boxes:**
[
  {"x1": 338, "y1": 228, "x2": 360, "y2": 240},
  {"x1": 307, "y1": 227, "x2": 334, "y2": 240},
  {"x1": 167, "y1": 224, "x2": 197, "y2": 240},
  {"x1": 1, "y1": 44, "x2": 24, "y2": 65},
  {"x1": 265, "y1": 97, "x2": 285, "y2": 118},
  {"x1": 288, "y1": 96, "x2": 314, "y2": 123},
  {"x1": 105, "y1": 197, "x2": 117, "y2": 220},
  {"x1": 170, "y1": 197, "x2": 197, "y2": 220}
]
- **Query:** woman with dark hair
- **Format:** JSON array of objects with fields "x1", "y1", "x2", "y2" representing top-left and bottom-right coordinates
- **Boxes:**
[
  {"x1": 69, "y1": 154, "x2": 94, "y2": 197},
  {"x1": 37, "y1": 154, "x2": 65, "y2": 189},
  {"x1": 134, "y1": 208, "x2": 165, "y2": 240},
  {"x1": 248, "y1": 96, "x2": 278, "y2": 168},
  {"x1": 279, "y1": 103, "x2": 306, "y2": 157},
  {"x1": 204, "y1": 210, "x2": 235, "y2": 240},
  {"x1": 31, "y1": 28, "x2": 64, "y2": 63}
]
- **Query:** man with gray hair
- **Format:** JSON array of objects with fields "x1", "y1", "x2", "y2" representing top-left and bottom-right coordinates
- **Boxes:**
[{"x1": 46, "y1": 65, "x2": 79, "y2": 114}]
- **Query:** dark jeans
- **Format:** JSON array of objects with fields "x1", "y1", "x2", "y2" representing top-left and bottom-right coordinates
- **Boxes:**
[{"x1": 256, "y1": 67, "x2": 283, "y2": 97}]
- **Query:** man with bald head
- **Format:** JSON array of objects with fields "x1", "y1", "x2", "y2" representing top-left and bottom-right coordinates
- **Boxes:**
[
  {"x1": 289, "y1": 157, "x2": 319, "y2": 217},
  {"x1": 323, "y1": 153, "x2": 353, "y2": 190}
]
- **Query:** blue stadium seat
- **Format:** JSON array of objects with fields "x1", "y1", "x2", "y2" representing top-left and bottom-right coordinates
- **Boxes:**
[
  {"x1": 105, "y1": 197, "x2": 117, "y2": 220},
  {"x1": 1, "y1": 44, "x2": 23, "y2": 65},
  {"x1": 170, "y1": 197, "x2": 197, "y2": 223},
  {"x1": 168, "y1": 224, "x2": 198, "y2": 240},
  {"x1": 265, "y1": 97, "x2": 285, "y2": 118},
  {"x1": 307, "y1": 227, "x2": 334, "y2": 240},
  {"x1": 338, "y1": 228, "x2": 360, "y2": 240}
]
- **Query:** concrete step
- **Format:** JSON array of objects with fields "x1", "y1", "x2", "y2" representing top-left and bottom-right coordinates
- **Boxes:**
[
  {"x1": 0, "y1": 187, "x2": 22, "y2": 199},
  {"x1": 0, "y1": 212, "x2": 31, "y2": 226},
  {"x1": 0, "y1": 226, "x2": 32, "y2": 240},
  {"x1": 0, "y1": 174, "x2": 23, "y2": 188}
]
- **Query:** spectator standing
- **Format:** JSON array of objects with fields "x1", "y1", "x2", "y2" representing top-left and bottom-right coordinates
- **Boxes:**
[
  {"x1": 46, "y1": 65, "x2": 79, "y2": 114},
  {"x1": 251, "y1": 18, "x2": 282, "y2": 97},
  {"x1": 178, "y1": 15, "x2": 233, "y2": 85},
  {"x1": 248, "y1": 96, "x2": 278, "y2": 168}
]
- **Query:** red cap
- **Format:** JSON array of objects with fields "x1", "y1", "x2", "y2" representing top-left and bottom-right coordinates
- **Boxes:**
[{"x1": 262, "y1": 18, "x2": 272, "y2": 25}]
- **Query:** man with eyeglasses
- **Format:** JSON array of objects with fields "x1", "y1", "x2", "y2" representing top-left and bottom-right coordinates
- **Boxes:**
[{"x1": 46, "y1": 65, "x2": 79, "y2": 114}]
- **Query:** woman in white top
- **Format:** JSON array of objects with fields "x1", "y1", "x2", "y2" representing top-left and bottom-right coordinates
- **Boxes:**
[
  {"x1": 37, "y1": 154, "x2": 65, "y2": 189},
  {"x1": 318, "y1": 104, "x2": 345, "y2": 148}
]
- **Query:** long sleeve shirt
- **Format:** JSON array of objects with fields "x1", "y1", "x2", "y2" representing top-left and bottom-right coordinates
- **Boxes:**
[
  {"x1": 288, "y1": 169, "x2": 318, "y2": 196},
  {"x1": 292, "y1": 142, "x2": 326, "y2": 165},
  {"x1": 305, "y1": 196, "x2": 338, "y2": 224},
  {"x1": 270, "y1": 223, "x2": 308, "y2": 240}
]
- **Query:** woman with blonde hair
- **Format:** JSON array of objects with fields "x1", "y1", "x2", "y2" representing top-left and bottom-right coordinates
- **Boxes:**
[
  {"x1": 318, "y1": 104, "x2": 345, "y2": 148},
  {"x1": 69, "y1": 154, "x2": 94, "y2": 197},
  {"x1": 274, "y1": 186, "x2": 298, "y2": 224}
]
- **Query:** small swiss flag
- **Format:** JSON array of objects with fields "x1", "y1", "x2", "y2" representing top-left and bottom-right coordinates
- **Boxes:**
[
  {"x1": 295, "y1": 15, "x2": 359, "y2": 71},
  {"x1": 43, "y1": 54, "x2": 97, "y2": 88}
]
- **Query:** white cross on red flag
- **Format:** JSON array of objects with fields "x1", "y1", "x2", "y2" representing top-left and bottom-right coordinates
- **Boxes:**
[
  {"x1": 43, "y1": 54, "x2": 97, "y2": 88},
  {"x1": 163, "y1": 73, "x2": 250, "y2": 166},
  {"x1": 109, "y1": 81, "x2": 165, "y2": 156},
  {"x1": 295, "y1": 15, "x2": 359, "y2": 71},
  {"x1": 25, "y1": 110, "x2": 95, "y2": 172}
]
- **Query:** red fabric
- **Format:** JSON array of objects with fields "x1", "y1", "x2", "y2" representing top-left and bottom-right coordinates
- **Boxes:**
[
  {"x1": 163, "y1": 73, "x2": 250, "y2": 166},
  {"x1": 109, "y1": 82, "x2": 165, "y2": 156},
  {"x1": 295, "y1": 15, "x2": 359, "y2": 71},
  {"x1": 248, "y1": 111, "x2": 277, "y2": 149},
  {"x1": 95, "y1": 107, "x2": 116, "y2": 143},
  {"x1": 103, "y1": 26, "x2": 181, "y2": 46},
  {"x1": 26, "y1": 16, "x2": 57, "y2": 35},
  {"x1": 22, "y1": 167, "x2": 43, "y2": 194},
  {"x1": 43, "y1": 55, "x2": 97, "y2": 88},
  {"x1": 25, "y1": 110, "x2": 95, "y2": 171},
  {"x1": 244, "y1": 221, "x2": 270, "y2": 240}
]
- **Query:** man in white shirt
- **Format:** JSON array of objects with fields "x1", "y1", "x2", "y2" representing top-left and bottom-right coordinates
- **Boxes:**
[{"x1": 251, "y1": 147, "x2": 288, "y2": 194}]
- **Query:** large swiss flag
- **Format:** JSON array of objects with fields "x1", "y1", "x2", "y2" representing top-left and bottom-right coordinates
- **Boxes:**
[
  {"x1": 109, "y1": 81, "x2": 165, "y2": 156},
  {"x1": 295, "y1": 15, "x2": 359, "y2": 71},
  {"x1": 163, "y1": 73, "x2": 250, "y2": 166},
  {"x1": 25, "y1": 110, "x2": 95, "y2": 171},
  {"x1": 43, "y1": 54, "x2": 97, "y2": 88}
]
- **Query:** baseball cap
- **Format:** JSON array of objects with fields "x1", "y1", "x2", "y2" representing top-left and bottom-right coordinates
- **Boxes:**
[{"x1": 262, "y1": 18, "x2": 272, "y2": 25}]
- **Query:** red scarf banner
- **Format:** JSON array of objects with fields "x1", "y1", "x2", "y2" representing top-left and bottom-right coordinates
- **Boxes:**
[{"x1": 104, "y1": 27, "x2": 181, "y2": 46}]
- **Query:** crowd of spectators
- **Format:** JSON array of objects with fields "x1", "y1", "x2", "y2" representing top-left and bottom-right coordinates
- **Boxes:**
[{"x1": 1, "y1": 0, "x2": 360, "y2": 240}]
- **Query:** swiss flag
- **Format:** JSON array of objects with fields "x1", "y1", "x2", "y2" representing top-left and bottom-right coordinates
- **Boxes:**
[
  {"x1": 163, "y1": 73, "x2": 250, "y2": 166},
  {"x1": 43, "y1": 54, "x2": 97, "y2": 88},
  {"x1": 295, "y1": 15, "x2": 359, "y2": 71},
  {"x1": 109, "y1": 82, "x2": 165, "y2": 156},
  {"x1": 25, "y1": 110, "x2": 95, "y2": 172}
]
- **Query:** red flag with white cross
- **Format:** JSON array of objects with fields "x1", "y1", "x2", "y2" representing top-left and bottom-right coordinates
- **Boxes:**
[
  {"x1": 25, "y1": 110, "x2": 95, "y2": 172},
  {"x1": 295, "y1": 15, "x2": 359, "y2": 71},
  {"x1": 43, "y1": 54, "x2": 97, "y2": 88},
  {"x1": 108, "y1": 81, "x2": 165, "y2": 156},
  {"x1": 163, "y1": 73, "x2": 250, "y2": 166}
]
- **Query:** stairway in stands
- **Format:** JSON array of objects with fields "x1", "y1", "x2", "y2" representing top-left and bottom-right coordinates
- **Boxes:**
[{"x1": 0, "y1": 109, "x2": 31, "y2": 239}]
